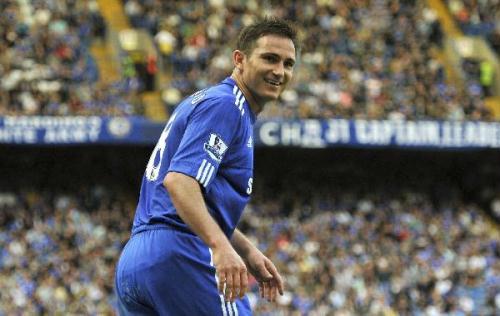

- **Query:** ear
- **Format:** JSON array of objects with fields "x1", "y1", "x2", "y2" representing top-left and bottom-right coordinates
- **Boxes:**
[{"x1": 232, "y1": 50, "x2": 246, "y2": 72}]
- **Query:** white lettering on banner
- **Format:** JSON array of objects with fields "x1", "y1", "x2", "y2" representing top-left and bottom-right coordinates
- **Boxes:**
[
  {"x1": 0, "y1": 128, "x2": 37, "y2": 143},
  {"x1": 496, "y1": 125, "x2": 500, "y2": 147},
  {"x1": 480, "y1": 123, "x2": 498, "y2": 147},
  {"x1": 325, "y1": 119, "x2": 350, "y2": 143},
  {"x1": 419, "y1": 121, "x2": 440, "y2": 145},
  {"x1": 302, "y1": 120, "x2": 326, "y2": 148},
  {"x1": 453, "y1": 123, "x2": 463, "y2": 146},
  {"x1": 478, "y1": 123, "x2": 489, "y2": 146},
  {"x1": 405, "y1": 121, "x2": 419, "y2": 145},
  {"x1": 464, "y1": 122, "x2": 477, "y2": 145},
  {"x1": 441, "y1": 122, "x2": 466, "y2": 147},
  {"x1": 355, "y1": 120, "x2": 370, "y2": 144},
  {"x1": 355, "y1": 120, "x2": 393, "y2": 145},
  {"x1": 43, "y1": 128, "x2": 97, "y2": 143},
  {"x1": 88, "y1": 126, "x2": 100, "y2": 141},
  {"x1": 281, "y1": 122, "x2": 302, "y2": 146},
  {"x1": 2, "y1": 116, "x2": 103, "y2": 144},
  {"x1": 375, "y1": 121, "x2": 394, "y2": 145},
  {"x1": 395, "y1": 121, "x2": 440, "y2": 146},
  {"x1": 441, "y1": 122, "x2": 454, "y2": 146},
  {"x1": 490, "y1": 124, "x2": 500, "y2": 147},
  {"x1": 259, "y1": 122, "x2": 280, "y2": 146},
  {"x1": 4, "y1": 116, "x2": 100, "y2": 128}
]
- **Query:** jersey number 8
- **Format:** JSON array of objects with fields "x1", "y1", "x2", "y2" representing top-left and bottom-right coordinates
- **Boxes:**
[{"x1": 145, "y1": 112, "x2": 177, "y2": 181}]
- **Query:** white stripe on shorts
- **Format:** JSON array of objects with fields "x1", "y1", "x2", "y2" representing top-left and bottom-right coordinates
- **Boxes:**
[
  {"x1": 232, "y1": 302, "x2": 239, "y2": 316},
  {"x1": 209, "y1": 249, "x2": 228, "y2": 316}
]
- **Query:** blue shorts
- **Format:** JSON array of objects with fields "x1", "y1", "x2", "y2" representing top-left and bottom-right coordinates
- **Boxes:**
[{"x1": 115, "y1": 225, "x2": 252, "y2": 315}]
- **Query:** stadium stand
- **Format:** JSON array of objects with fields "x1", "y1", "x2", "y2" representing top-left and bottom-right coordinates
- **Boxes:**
[
  {"x1": 0, "y1": 146, "x2": 499, "y2": 315},
  {"x1": 1, "y1": 0, "x2": 500, "y2": 315},
  {"x1": 1, "y1": 0, "x2": 497, "y2": 120},
  {"x1": 444, "y1": 0, "x2": 500, "y2": 116},
  {"x1": 121, "y1": 0, "x2": 494, "y2": 121},
  {"x1": 0, "y1": 0, "x2": 142, "y2": 116},
  {"x1": 1, "y1": 187, "x2": 498, "y2": 314},
  {"x1": 447, "y1": 0, "x2": 499, "y2": 40}
]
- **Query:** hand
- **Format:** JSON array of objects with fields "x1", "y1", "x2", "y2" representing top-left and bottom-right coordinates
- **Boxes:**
[
  {"x1": 244, "y1": 249, "x2": 284, "y2": 302},
  {"x1": 212, "y1": 242, "x2": 249, "y2": 302}
]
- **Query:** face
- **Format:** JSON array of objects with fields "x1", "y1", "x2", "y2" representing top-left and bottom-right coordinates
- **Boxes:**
[{"x1": 237, "y1": 35, "x2": 296, "y2": 104}]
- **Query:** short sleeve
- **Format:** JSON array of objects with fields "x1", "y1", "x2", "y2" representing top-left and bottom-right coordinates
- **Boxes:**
[{"x1": 168, "y1": 97, "x2": 242, "y2": 189}]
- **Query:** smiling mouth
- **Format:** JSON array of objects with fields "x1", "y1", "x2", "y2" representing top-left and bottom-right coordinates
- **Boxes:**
[{"x1": 264, "y1": 78, "x2": 282, "y2": 87}]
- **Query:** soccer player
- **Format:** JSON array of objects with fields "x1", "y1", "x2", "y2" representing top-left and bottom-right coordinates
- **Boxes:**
[{"x1": 115, "y1": 17, "x2": 297, "y2": 315}]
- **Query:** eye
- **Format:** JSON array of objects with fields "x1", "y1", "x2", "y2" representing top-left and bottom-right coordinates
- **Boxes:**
[
  {"x1": 285, "y1": 61, "x2": 295, "y2": 69},
  {"x1": 262, "y1": 54, "x2": 278, "y2": 63}
]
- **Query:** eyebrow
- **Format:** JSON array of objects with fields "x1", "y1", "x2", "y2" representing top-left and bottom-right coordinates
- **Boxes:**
[{"x1": 260, "y1": 52, "x2": 296, "y2": 65}]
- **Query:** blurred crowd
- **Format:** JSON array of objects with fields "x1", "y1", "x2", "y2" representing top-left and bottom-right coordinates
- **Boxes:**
[
  {"x1": 0, "y1": 187, "x2": 134, "y2": 314},
  {"x1": 126, "y1": 0, "x2": 492, "y2": 121},
  {"x1": 0, "y1": 0, "x2": 141, "y2": 116},
  {"x1": 0, "y1": 185, "x2": 498, "y2": 315},
  {"x1": 1, "y1": 0, "x2": 495, "y2": 120},
  {"x1": 243, "y1": 190, "x2": 500, "y2": 315},
  {"x1": 447, "y1": 0, "x2": 500, "y2": 54}
]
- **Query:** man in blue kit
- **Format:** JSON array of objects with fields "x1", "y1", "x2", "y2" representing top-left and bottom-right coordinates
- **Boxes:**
[{"x1": 115, "y1": 17, "x2": 297, "y2": 315}]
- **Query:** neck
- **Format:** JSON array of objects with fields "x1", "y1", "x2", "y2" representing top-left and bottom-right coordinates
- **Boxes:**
[{"x1": 230, "y1": 70, "x2": 263, "y2": 116}]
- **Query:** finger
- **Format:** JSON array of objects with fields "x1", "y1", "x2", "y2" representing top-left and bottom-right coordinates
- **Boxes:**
[
  {"x1": 262, "y1": 281, "x2": 269, "y2": 301},
  {"x1": 232, "y1": 270, "x2": 240, "y2": 302},
  {"x1": 268, "y1": 282, "x2": 274, "y2": 302},
  {"x1": 259, "y1": 282, "x2": 264, "y2": 298},
  {"x1": 266, "y1": 281, "x2": 274, "y2": 302},
  {"x1": 267, "y1": 281, "x2": 274, "y2": 302},
  {"x1": 271, "y1": 281, "x2": 278, "y2": 302},
  {"x1": 217, "y1": 271, "x2": 226, "y2": 294},
  {"x1": 239, "y1": 270, "x2": 248, "y2": 298},
  {"x1": 225, "y1": 273, "x2": 234, "y2": 301},
  {"x1": 265, "y1": 260, "x2": 284, "y2": 295}
]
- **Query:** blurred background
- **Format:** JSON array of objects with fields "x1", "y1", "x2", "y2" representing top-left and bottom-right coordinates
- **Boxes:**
[{"x1": 0, "y1": 0, "x2": 499, "y2": 315}]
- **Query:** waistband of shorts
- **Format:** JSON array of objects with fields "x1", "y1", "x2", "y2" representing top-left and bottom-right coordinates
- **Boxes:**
[{"x1": 131, "y1": 222, "x2": 195, "y2": 237}]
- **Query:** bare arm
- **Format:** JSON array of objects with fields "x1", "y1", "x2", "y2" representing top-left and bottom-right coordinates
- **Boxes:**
[
  {"x1": 231, "y1": 228, "x2": 254, "y2": 258},
  {"x1": 231, "y1": 229, "x2": 284, "y2": 302},
  {"x1": 163, "y1": 171, "x2": 248, "y2": 301},
  {"x1": 164, "y1": 171, "x2": 229, "y2": 249}
]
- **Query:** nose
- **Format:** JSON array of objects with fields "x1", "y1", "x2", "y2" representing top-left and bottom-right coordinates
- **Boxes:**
[{"x1": 272, "y1": 62, "x2": 285, "y2": 78}]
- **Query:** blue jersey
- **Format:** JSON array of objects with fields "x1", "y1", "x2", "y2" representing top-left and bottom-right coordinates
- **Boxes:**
[{"x1": 133, "y1": 77, "x2": 256, "y2": 238}]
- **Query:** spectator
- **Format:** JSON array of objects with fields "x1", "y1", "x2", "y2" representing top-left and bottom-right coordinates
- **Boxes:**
[
  {"x1": 123, "y1": 0, "x2": 492, "y2": 121},
  {"x1": 0, "y1": 184, "x2": 498, "y2": 314},
  {"x1": 448, "y1": 0, "x2": 500, "y2": 57},
  {"x1": 0, "y1": 0, "x2": 139, "y2": 116}
]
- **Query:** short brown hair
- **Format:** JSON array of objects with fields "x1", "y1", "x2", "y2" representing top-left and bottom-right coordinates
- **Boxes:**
[{"x1": 236, "y1": 17, "x2": 298, "y2": 55}]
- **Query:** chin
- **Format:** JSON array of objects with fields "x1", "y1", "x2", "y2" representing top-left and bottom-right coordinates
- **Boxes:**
[
  {"x1": 263, "y1": 91, "x2": 281, "y2": 101},
  {"x1": 262, "y1": 95, "x2": 280, "y2": 103}
]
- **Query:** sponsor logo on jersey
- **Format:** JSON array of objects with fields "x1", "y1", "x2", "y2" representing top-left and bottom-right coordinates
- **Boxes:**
[{"x1": 204, "y1": 133, "x2": 228, "y2": 162}]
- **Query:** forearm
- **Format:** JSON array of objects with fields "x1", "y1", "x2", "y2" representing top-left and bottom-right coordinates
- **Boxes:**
[
  {"x1": 231, "y1": 228, "x2": 257, "y2": 260},
  {"x1": 164, "y1": 172, "x2": 230, "y2": 250}
]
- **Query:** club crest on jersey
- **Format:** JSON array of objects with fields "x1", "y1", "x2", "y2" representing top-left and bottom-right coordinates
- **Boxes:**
[{"x1": 204, "y1": 133, "x2": 228, "y2": 162}]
